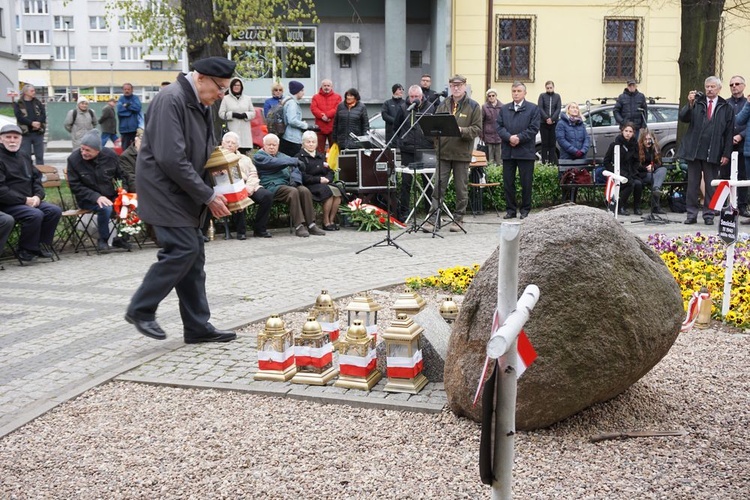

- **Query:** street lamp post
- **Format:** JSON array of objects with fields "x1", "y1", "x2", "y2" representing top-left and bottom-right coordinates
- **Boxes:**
[
  {"x1": 110, "y1": 61, "x2": 114, "y2": 97},
  {"x1": 65, "y1": 21, "x2": 72, "y2": 101}
]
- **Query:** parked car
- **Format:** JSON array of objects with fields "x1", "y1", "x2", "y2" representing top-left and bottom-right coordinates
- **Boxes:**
[
  {"x1": 535, "y1": 102, "x2": 679, "y2": 163},
  {"x1": 0, "y1": 114, "x2": 16, "y2": 128}
]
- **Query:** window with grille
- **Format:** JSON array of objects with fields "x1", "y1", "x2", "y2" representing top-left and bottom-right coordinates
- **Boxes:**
[
  {"x1": 603, "y1": 18, "x2": 641, "y2": 82},
  {"x1": 495, "y1": 15, "x2": 535, "y2": 82}
]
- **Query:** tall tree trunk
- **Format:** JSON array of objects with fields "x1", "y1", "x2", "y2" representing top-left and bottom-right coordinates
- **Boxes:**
[
  {"x1": 181, "y1": 0, "x2": 229, "y2": 64},
  {"x1": 677, "y1": 0, "x2": 725, "y2": 140}
]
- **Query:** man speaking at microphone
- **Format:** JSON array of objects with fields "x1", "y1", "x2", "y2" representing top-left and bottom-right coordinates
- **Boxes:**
[{"x1": 125, "y1": 57, "x2": 237, "y2": 344}]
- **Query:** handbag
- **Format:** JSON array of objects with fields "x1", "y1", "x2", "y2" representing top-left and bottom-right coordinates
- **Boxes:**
[{"x1": 561, "y1": 168, "x2": 592, "y2": 185}]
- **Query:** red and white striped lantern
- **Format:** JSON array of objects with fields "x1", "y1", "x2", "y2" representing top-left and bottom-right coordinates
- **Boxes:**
[
  {"x1": 334, "y1": 319, "x2": 381, "y2": 391},
  {"x1": 291, "y1": 317, "x2": 338, "y2": 386},
  {"x1": 254, "y1": 314, "x2": 296, "y2": 382},
  {"x1": 382, "y1": 313, "x2": 428, "y2": 394},
  {"x1": 205, "y1": 146, "x2": 252, "y2": 212}
]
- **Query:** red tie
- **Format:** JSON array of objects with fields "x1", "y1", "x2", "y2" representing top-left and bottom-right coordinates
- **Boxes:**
[{"x1": 707, "y1": 99, "x2": 713, "y2": 120}]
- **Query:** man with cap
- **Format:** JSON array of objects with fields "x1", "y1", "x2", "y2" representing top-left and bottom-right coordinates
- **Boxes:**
[
  {"x1": 614, "y1": 79, "x2": 648, "y2": 133},
  {"x1": 426, "y1": 74, "x2": 481, "y2": 233},
  {"x1": 280, "y1": 80, "x2": 318, "y2": 157},
  {"x1": 67, "y1": 129, "x2": 134, "y2": 253},
  {"x1": 64, "y1": 96, "x2": 97, "y2": 150},
  {"x1": 0, "y1": 124, "x2": 62, "y2": 262},
  {"x1": 381, "y1": 83, "x2": 407, "y2": 142},
  {"x1": 125, "y1": 56, "x2": 237, "y2": 344}
]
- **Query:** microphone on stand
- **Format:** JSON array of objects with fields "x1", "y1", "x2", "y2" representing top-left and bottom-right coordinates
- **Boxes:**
[{"x1": 406, "y1": 102, "x2": 417, "y2": 112}]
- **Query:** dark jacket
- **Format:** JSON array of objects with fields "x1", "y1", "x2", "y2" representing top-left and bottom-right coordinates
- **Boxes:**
[
  {"x1": 333, "y1": 101, "x2": 369, "y2": 150},
  {"x1": 496, "y1": 100, "x2": 541, "y2": 160},
  {"x1": 603, "y1": 134, "x2": 639, "y2": 179},
  {"x1": 396, "y1": 98, "x2": 434, "y2": 154},
  {"x1": 14, "y1": 98, "x2": 46, "y2": 135},
  {"x1": 728, "y1": 95, "x2": 747, "y2": 148},
  {"x1": 555, "y1": 112, "x2": 590, "y2": 160},
  {"x1": 435, "y1": 94, "x2": 482, "y2": 161},
  {"x1": 677, "y1": 97, "x2": 734, "y2": 164},
  {"x1": 537, "y1": 92, "x2": 562, "y2": 123},
  {"x1": 296, "y1": 149, "x2": 334, "y2": 202},
  {"x1": 99, "y1": 104, "x2": 118, "y2": 135},
  {"x1": 117, "y1": 94, "x2": 142, "y2": 134},
  {"x1": 135, "y1": 73, "x2": 216, "y2": 227},
  {"x1": 481, "y1": 101, "x2": 502, "y2": 144},
  {"x1": 613, "y1": 89, "x2": 647, "y2": 129},
  {"x1": 253, "y1": 149, "x2": 296, "y2": 195},
  {"x1": 381, "y1": 97, "x2": 407, "y2": 141},
  {"x1": 68, "y1": 147, "x2": 133, "y2": 207},
  {"x1": 733, "y1": 101, "x2": 750, "y2": 157},
  {"x1": 0, "y1": 146, "x2": 44, "y2": 207},
  {"x1": 118, "y1": 144, "x2": 138, "y2": 187}
]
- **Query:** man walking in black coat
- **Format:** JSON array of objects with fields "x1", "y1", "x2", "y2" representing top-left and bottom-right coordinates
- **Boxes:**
[
  {"x1": 125, "y1": 57, "x2": 236, "y2": 344},
  {"x1": 497, "y1": 82, "x2": 541, "y2": 219},
  {"x1": 678, "y1": 76, "x2": 734, "y2": 225}
]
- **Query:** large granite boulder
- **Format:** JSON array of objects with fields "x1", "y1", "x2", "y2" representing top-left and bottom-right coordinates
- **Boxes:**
[{"x1": 444, "y1": 205, "x2": 684, "y2": 430}]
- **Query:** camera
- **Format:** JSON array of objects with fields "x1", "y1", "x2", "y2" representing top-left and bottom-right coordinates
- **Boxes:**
[{"x1": 694, "y1": 91, "x2": 705, "y2": 100}]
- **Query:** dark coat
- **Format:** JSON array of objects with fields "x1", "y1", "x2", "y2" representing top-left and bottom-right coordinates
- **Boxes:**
[
  {"x1": 613, "y1": 89, "x2": 647, "y2": 129},
  {"x1": 381, "y1": 97, "x2": 407, "y2": 141},
  {"x1": 537, "y1": 92, "x2": 562, "y2": 123},
  {"x1": 67, "y1": 147, "x2": 133, "y2": 206},
  {"x1": 135, "y1": 73, "x2": 216, "y2": 228},
  {"x1": 0, "y1": 146, "x2": 44, "y2": 206},
  {"x1": 677, "y1": 97, "x2": 734, "y2": 164},
  {"x1": 98, "y1": 104, "x2": 118, "y2": 135},
  {"x1": 603, "y1": 134, "x2": 639, "y2": 179},
  {"x1": 396, "y1": 98, "x2": 434, "y2": 154},
  {"x1": 555, "y1": 113, "x2": 590, "y2": 160},
  {"x1": 118, "y1": 144, "x2": 138, "y2": 188},
  {"x1": 14, "y1": 98, "x2": 46, "y2": 135},
  {"x1": 296, "y1": 150, "x2": 334, "y2": 202},
  {"x1": 481, "y1": 101, "x2": 502, "y2": 144},
  {"x1": 332, "y1": 101, "x2": 369, "y2": 150},
  {"x1": 496, "y1": 100, "x2": 541, "y2": 160}
]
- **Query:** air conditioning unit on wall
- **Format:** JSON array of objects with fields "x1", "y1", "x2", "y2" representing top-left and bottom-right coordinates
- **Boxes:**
[{"x1": 334, "y1": 32, "x2": 361, "y2": 54}]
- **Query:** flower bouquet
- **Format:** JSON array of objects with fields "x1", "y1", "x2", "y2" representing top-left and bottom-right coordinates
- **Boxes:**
[
  {"x1": 340, "y1": 198, "x2": 406, "y2": 231},
  {"x1": 113, "y1": 180, "x2": 144, "y2": 237}
]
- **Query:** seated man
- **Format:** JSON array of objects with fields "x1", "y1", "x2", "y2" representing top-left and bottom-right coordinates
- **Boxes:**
[
  {"x1": 67, "y1": 130, "x2": 135, "y2": 252},
  {"x1": 221, "y1": 132, "x2": 274, "y2": 238},
  {"x1": 252, "y1": 133, "x2": 325, "y2": 237},
  {"x1": 0, "y1": 124, "x2": 62, "y2": 261}
]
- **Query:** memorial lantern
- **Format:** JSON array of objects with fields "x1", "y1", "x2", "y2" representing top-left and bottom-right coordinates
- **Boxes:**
[
  {"x1": 254, "y1": 314, "x2": 296, "y2": 382},
  {"x1": 439, "y1": 297, "x2": 459, "y2": 323},
  {"x1": 345, "y1": 292, "x2": 381, "y2": 340},
  {"x1": 291, "y1": 316, "x2": 338, "y2": 385},
  {"x1": 204, "y1": 146, "x2": 252, "y2": 212},
  {"x1": 310, "y1": 289, "x2": 341, "y2": 347},
  {"x1": 392, "y1": 288, "x2": 426, "y2": 317},
  {"x1": 334, "y1": 319, "x2": 381, "y2": 391},
  {"x1": 382, "y1": 313, "x2": 428, "y2": 394},
  {"x1": 695, "y1": 286, "x2": 713, "y2": 329}
]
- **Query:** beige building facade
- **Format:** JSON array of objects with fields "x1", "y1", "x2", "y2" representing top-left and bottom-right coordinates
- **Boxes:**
[{"x1": 452, "y1": 0, "x2": 750, "y2": 104}]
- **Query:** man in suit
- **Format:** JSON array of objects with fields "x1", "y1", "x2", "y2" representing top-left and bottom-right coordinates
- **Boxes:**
[{"x1": 125, "y1": 57, "x2": 236, "y2": 344}]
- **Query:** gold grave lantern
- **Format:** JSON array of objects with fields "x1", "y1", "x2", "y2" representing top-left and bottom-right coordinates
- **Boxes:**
[
  {"x1": 310, "y1": 289, "x2": 341, "y2": 347},
  {"x1": 382, "y1": 313, "x2": 428, "y2": 394},
  {"x1": 392, "y1": 288, "x2": 427, "y2": 317},
  {"x1": 344, "y1": 292, "x2": 382, "y2": 340},
  {"x1": 254, "y1": 314, "x2": 297, "y2": 382},
  {"x1": 290, "y1": 316, "x2": 338, "y2": 386},
  {"x1": 439, "y1": 297, "x2": 459, "y2": 323},
  {"x1": 334, "y1": 319, "x2": 381, "y2": 391},
  {"x1": 204, "y1": 146, "x2": 252, "y2": 212}
]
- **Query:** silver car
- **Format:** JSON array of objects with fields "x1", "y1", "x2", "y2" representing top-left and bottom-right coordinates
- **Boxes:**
[{"x1": 536, "y1": 102, "x2": 679, "y2": 162}]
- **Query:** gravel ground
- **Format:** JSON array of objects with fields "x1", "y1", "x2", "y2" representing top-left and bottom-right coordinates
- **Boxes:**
[{"x1": 0, "y1": 305, "x2": 748, "y2": 498}]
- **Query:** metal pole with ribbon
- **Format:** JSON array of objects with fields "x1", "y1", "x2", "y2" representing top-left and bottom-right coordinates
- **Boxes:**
[{"x1": 604, "y1": 145, "x2": 628, "y2": 219}]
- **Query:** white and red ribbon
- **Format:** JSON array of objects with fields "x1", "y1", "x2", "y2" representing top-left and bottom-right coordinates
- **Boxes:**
[
  {"x1": 257, "y1": 346, "x2": 295, "y2": 371},
  {"x1": 605, "y1": 176, "x2": 617, "y2": 204},
  {"x1": 386, "y1": 350, "x2": 424, "y2": 378},
  {"x1": 339, "y1": 349, "x2": 378, "y2": 377},
  {"x1": 294, "y1": 343, "x2": 334, "y2": 368},
  {"x1": 681, "y1": 289, "x2": 711, "y2": 332},
  {"x1": 708, "y1": 180, "x2": 730, "y2": 211}
]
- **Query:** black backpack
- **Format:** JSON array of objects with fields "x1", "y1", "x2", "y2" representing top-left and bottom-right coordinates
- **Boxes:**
[{"x1": 266, "y1": 97, "x2": 291, "y2": 136}]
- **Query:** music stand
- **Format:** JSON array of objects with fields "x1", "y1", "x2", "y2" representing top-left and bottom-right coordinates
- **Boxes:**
[{"x1": 415, "y1": 113, "x2": 465, "y2": 237}]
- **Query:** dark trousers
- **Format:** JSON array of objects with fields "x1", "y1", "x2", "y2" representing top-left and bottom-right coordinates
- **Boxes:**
[
  {"x1": 233, "y1": 188, "x2": 273, "y2": 234},
  {"x1": 686, "y1": 159, "x2": 719, "y2": 220},
  {"x1": 127, "y1": 226, "x2": 211, "y2": 336},
  {"x1": 1, "y1": 202, "x2": 62, "y2": 252},
  {"x1": 79, "y1": 201, "x2": 113, "y2": 241},
  {"x1": 0, "y1": 211, "x2": 14, "y2": 250},
  {"x1": 121, "y1": 132, "x2": 137, "y2": 151},
  {"x1": 502, "y1": 159, "x2": 535, "y2": 215},
  {"x1": 397, "y1": 152, "x2": 433, "y2": 219},
  {"x1": 279, "y1": 138, "x2": 301, "y2": 158},
  {"x1": 21, "y1": 133, "x2": 45, "y2": 165},
  {"x1": 539, "y1": 122, "x2": 557, "y2": 165},
  {"x1": 619, "y1": 177, "x2": 643, "y2": 209}
]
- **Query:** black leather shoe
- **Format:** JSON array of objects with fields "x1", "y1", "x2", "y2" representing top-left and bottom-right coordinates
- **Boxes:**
[
  {"x1": 18, "y1": 249, "x2": 36, "y2": 262},
  {"x1": 503, "y1": 213, "x2": 517, "y2": 219},
  {"x1": 519, "y1": 213, "x2": 528, "y2": 220},
  {"x1": 112, "y1": 237, "x2": 132, "y2": 251},
  {"x1": 34, "y1": 248, "x2": 54, "y2": 259},
  {"x1": 618, "y1": 208, "x2": 630, "y2": 216},
  {"x1": 739, "y1": 208, "x2": 750, "y2": 218},
  {"x1": 253, "y1": 230, "x2": 272, "y2": 238},
  {"x1": 237, "y1": 233, "x2": 247, "y2": 240},
  {"x1": 184, "y1": 330, "x2": 237, "y2": 344},
  {"x1": 684, "y1": 218, "x2": 697, "y2": 225},
  {"x1": 704, "y1": 218, "x2": 715, "y2": 226},
  {"x1": 97, "y1": 239, "x2": 110, "y2": 254},
  {"x1": 125, "y1": 313, "x2": 167, "y2": 340}
]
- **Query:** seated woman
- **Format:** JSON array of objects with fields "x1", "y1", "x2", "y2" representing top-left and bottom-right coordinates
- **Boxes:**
[
  {"x1": 221, "y1": 132, "x2": 274, "y2": 238},
  {"x1": 637, "y1": 131, "x2": 666, "y2": 214},
  {"x1": 296, "y1": 131, "x2": 342, "y2": 230},
  {"x1": 603, "y1": 122, "x2": 642, "y2": 216}
]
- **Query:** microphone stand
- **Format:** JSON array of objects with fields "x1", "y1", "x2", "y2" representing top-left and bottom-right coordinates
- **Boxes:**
[{"x1": 355, "y1": 103, "x2": 415, "y2": 257}]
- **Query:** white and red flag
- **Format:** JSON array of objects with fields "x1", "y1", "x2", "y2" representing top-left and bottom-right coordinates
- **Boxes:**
[
  {"x1": 709, "y1": 180, "x2": 731, "y2": 211},
  {"x1": 605, "y1": 176, "x2": 618, "y2": 204}
]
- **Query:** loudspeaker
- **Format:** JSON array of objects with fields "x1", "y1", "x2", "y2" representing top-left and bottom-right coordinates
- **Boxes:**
[{"x1": 357, "y1": 148, "x2": 395, "y2": 192}]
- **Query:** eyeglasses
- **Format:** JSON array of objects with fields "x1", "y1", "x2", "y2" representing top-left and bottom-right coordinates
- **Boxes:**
[
  {"x1": 487, "y1": 94, "x2": 496, "y2": 97},
  {"x1": 272, "y1": 88, "x2": 284, "y2": 92},
  {"x1": 209, "y1": 77, "x2": 230, "y2": 93},
  {"x1": 730, "y1": 82, "x2": 744, "y2": 87},
  {"x1": 450, "y1": 82, "x2": 465, "y2": 87}
]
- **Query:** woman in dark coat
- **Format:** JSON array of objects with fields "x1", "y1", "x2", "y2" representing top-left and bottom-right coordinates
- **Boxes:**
[
  {"x1": 556, "y1": 102, "x2": 590, "y2": 160},
  {"x1": 332, "y1": 88, "x2": 369, "y2": 150},
  {"x1": 297, "y1": 130, "x2": 341, "y2": 230},
  {"x1": 603, "y1": 122, "x2": 642, "y2": 215}
]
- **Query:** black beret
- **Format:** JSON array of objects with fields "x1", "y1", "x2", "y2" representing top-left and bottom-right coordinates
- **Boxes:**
[{"x1": 192, "y1": 57, "x2": 236, "y2": 79}]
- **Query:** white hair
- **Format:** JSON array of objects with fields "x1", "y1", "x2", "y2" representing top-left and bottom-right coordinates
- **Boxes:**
[
  {"x1": 302, "y1": 130, "x2": 317, "y2": 143},
  {"x1": 222, "y1": 131, "x2": 239, "y2": 143},
  {"x1": 263, "y1": 133, "x2": 280, "y2": 145}
]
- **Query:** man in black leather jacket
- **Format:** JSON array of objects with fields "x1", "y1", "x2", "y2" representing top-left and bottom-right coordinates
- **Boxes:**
[{"x1": 614, "y1": 79, "x2": 647, "y2": 133}]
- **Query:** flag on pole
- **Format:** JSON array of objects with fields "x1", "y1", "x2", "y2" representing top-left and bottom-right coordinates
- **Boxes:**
[
  {"x1": 709, "y1": 180, "x2": 730, "y2": 211},
  {"x1": 516, "y1": 331, "x2": 537, "y2": 378},
  {"x1": 605, "y1": 176, "x2": 617, "y2": 204}
]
